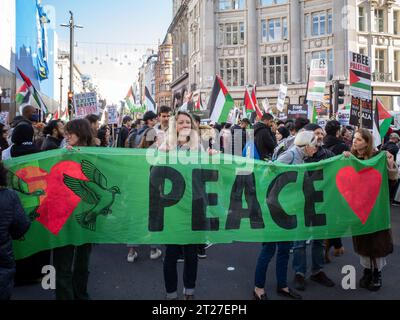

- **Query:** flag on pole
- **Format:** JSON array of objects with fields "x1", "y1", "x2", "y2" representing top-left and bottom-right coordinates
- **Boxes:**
[
  {"x1": 244, "y1": 87, "x2": 255, "y2": 119},
  {"x1": 194, "y1": 93, "x2": 205, "y2": 112},
  {"x1": 251, "y1": 85, "x2": 263, "y2": 119},
  {"x1": 125, "y1": 86, "x2": 136, "y2": 110},
  {"x1": 145, "y1": 86, "x2": 156, "y2": 113},
  {"x1": 17, "y1": 68, "x2": 48, "y2": 115},
  {"x1": 208, "y1": 75, "x2": 235, "y2": 124},
  {"x1": 373, "y1": 99, "x2": 393, "y2": 148},
  {"x1": 16, "y1": 83, "x2": 31, "y2": 105}
]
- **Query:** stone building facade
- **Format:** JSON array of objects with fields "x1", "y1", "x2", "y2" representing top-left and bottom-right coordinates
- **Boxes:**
[{"x1": 168, "y1": 0, "x2": 400, "y2": 112}]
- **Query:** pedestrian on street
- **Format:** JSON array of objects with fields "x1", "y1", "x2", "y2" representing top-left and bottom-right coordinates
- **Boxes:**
[
  {"x1": 0, "y1": 161, "x2": 31, "y2": 300},
  {"x1": 253, "y1": 131, "x2": 318, "y2": 300},
  {"x1": 343, "y1": 128, "x2": 398, "y2": 291},
  {"x1": 292, "y1": 124, "x2": 335, "y2": 291},
  {"x1": 323, "y1": 120, "x2": 348, "y2": 261},
  {"x1": 253, "y1": 113, "x2": 277, "y2": 161},
  {"x1": 53, "y1": 119, "x2": 95, "y2": 300}
]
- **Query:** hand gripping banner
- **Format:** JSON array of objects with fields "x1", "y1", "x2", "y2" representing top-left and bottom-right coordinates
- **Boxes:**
[{"x1": 4, "y1": 148, "x2": 390, "y2": 260}]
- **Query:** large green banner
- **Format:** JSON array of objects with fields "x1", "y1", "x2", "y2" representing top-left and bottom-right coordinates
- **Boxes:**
[{"x1": 4, "y1": 148, "x2": 390, "y2": 260}]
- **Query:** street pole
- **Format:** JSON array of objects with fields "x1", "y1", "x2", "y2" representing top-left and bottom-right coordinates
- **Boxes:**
[
  {"x1": 59, "y1": 64, "x2": 63, "y2": 119},
  {"x1": 61, "y1": 11, "x2": 83, "y2": 119}
]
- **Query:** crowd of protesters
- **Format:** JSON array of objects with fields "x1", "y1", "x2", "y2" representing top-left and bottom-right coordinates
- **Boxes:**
[{"x1": 0, "y1": 104, "x2": 399, "y2": 301}]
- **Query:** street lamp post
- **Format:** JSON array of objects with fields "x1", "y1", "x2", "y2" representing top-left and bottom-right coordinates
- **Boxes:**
[{"x1": 61, "y1": 11, "x2": 83, "y2": 119}]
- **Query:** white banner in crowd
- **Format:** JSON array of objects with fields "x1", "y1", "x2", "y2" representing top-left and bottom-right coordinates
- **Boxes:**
[
  {"x1": 0, "y1": 111, "x2": 9, "y2": 125},
  {"x1": 276, "y1": 85, "x2": 287, "y2": 112},
  {"x1": 107, "y1": 105, "x2": 119, "y2": 125}
]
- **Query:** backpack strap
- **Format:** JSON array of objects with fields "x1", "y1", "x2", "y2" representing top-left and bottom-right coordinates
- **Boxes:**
[{"x1": 289, "y1": 150, "x2": 295, "y2": 165}]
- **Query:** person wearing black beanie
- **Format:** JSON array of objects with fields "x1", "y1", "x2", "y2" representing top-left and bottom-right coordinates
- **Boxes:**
[{"x1": 10, "y1": 123, "x2": 39, "y2": 158}]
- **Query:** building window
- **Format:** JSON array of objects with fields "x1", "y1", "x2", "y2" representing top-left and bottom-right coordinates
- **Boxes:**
[
  {"x1": 375, "y1": 9, "x2": 384, "y2": 33},
  {"x1": 394, "y1": 11, "x2": 399, "y2": 35},
  {"x1": 219, "y1": 58, "x2": 245, "y2": 86},
  {"x1": 219, "y1": 0, "x2": 244, "y2": 11},
  {"x1": 359, "y1": 6, "x2": 365, "y2": 32},
  {"x1": 312, "y1": 12, "x2": 326, "y2": 36},
  {"x1": 262, "y1": 55, "x2": 288, "y2": 85},
  {"x1": 375, "y1": 49, "x2": 386, "y2": 73},
  {"x1": 261, "y1": 17, "x2": 288, "y2": 42},
  {"x1": 260, "y1": 0, "x2": 288, "y2": 6},
  {"x1": 395, "y1": 51, "x2": 399, "y2": 81},
  {"x1": 327, "y1": 10, "x2": 332, "y2": 34},
  {"x1": 220, "y1": 22, "x2": 245, "y2": 45}
]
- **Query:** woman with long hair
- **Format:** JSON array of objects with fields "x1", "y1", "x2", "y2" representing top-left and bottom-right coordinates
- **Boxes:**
[
  {"x1": 53, "y1": 119, "x2": 95, "y2": 300},
  {"x1": 97, "y1": 125, "x2": 111, "y2": 147},
  {"x1": 0, "y1": 124, "x2": 9, "y2": 158},
  {"x1": 344, "y1": 129, "x2": 398, "y2": 291},
  {"x1": 159, "y1": 111, "x2": 203, "y2": 300}
]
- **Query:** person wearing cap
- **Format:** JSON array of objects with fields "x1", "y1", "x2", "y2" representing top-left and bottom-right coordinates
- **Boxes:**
[
  {"x1": 292, "y1": 124, "x2": 335, "y2": 292},
  {"x1": 116, "y1": 116, "x2": 133, "y2": 148}
]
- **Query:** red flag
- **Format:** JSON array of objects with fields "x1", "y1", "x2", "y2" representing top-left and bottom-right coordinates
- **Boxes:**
[{"x1": 251, "y1": 85, "x2": 263, "y2": 119}]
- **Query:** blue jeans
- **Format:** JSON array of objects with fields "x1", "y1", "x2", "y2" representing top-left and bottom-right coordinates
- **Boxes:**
[
  {"x1": 292, "y1": 240, "x2": 324, "y2": 276},
  {"x1": 254, "y1": 242, "x2": 292, "y2": 290},
  {"x1": 0, "y1": 267, "x2": 15, "y2": 300}
]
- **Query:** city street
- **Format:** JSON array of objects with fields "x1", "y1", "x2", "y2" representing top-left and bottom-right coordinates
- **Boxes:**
[{"x1": 12, "y1": 206, "x2": 400, "y2": 301}]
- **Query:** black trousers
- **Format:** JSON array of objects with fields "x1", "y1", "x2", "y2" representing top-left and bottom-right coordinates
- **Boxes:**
[
  {"x1": 163, "y1": 245, "x2": 198, "y2": 294},
  {"x1": 53, "y1": 244, "x2": 92, "y2": 300}
]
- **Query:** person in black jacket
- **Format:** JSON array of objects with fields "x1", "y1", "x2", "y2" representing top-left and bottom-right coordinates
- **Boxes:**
[
  {"x1": 322, "y1": 120, "x2": 349, "y2": 261},
  {"x1": 323, "y1": 120, "x2": 349, "y2": 156},
  {"x1": 293, "y1": 124, "x2": 336, "y2": 292},
  {"x1": 117, "y1": 116, "x2": 133, "y2": 148},
  {"x1": 0, "y1": 161, "x2": 31, "y2": 300},
  {"x1": 41, "y1": 120, "x2": 65, "y2": 151},
  {"x1": 254, "y1": 113, "x2": 277, "y2": 161}
]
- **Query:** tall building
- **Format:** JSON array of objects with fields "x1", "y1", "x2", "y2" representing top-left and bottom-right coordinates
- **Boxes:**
[
  {"x1": 168, "y1": 0, "x2": 400, "y2": 112},
  {"x1": 155, "y1": 34, "x2": 173, "y2": 107}
]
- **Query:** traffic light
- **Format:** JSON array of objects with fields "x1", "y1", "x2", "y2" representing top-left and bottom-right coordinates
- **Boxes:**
[
  {"x1": 68, "y1": 91, "x2": 74, "y2": 115},
  {"x1": 333, "y1": 81, "x2": 345, "y2": 112}
]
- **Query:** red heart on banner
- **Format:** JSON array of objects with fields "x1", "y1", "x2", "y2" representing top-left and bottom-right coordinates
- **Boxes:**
[
  {"x1": 16, "y1": 161, "x2": 87, "y2": 235},
  {"x1": 336, "y1": 167, "x2": 382, "y2": 225}
]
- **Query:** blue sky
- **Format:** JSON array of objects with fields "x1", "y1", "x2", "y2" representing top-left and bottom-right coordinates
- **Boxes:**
[{"x1": 42, "y1": 0, "x2": 172, "y2": 104}]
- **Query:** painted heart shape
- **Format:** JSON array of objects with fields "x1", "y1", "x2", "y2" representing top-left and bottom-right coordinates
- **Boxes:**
[
  {"x1": 16, "y1": 161, "x2": 87, "y2": 235},
  {"x1": 336, "y1": 167, "x2": 382, "y2": 225}
]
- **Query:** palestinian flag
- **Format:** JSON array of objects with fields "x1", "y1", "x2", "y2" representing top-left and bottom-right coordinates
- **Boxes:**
[
  {"x1": 16, "y1": 83, "x2": 31, "y2": 105},
  {"x1": 373, "y1": 99, "x2": 393, "y2": 148},
  {"x1": 17, "y1": 68, "x2": 48, "y2": 114},
  {"x1": 194, "y1": 93, "x2": 205, "y2": 112},
  {"x1": 145, "y1": 86, "x2": 156, "y2": 113},
  {"x1": 208, "y1": 75, "x2": 234, "y2": 123},
  {"x1": 251, "y1": 85, "x2": 263, "y2": 119},
  {"x1": 125, "y1": 86, "x2": 136, "y2": 110},
  {"x1": 350, "y1": 69, "x2": 371, "y2": 92},
  {"x1": 307, "y1": 80, "x2": 326, "y2": 103},
  {"x1": 244, "y1": 88, "x2": 254, "y2": 115}
]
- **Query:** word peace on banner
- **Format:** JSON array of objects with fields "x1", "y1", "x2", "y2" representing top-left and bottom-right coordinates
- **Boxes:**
[{"x1": 4, "y1": 148, "x2": 390, "y2": 260}]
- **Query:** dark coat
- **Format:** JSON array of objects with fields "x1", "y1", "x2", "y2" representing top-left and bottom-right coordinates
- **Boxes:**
[
  {"x1": 41, "y1": 136, "x2": 62, "y2": 151},
  {"x1": 323, "y1": 135, "x2": 349, "y2": 156},
  {"x1": 352, "y1": 152, "x2": 396, "y2": 258},
  {"x1": 0, "y1": 188, "x2": 31, "y2": 269},
  {"x1": 304, "y1": 146, "x2": 336, "y2": 163},
  {"x1": 254, "y1": 122, "x2": 277, "y2": 161}
]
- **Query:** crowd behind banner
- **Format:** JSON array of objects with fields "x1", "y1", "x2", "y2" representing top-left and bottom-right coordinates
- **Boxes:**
[{"x1": 0, "y1": 101, "x2": 399, "y2": 301}]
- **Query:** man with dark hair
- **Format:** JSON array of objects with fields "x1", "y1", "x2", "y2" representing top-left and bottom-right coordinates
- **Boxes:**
[
  {"x1": 192, "y1": 115, "x2": 201, "y2": 128},
  {"x1": 156, "y1": 106, "x2": 171, "y2": 132},
  {"x1": 117, "y1": 116, "x2": 133, "y2": 148},
  {"x1": 323, "y1": 120, "x2": 349, "y2": 155},
  {"x1": 41, "y1": 120, "x2": 65, "y2": 151},
  {"x1": 85, "y1": 114, "x2": 101, "y2": 146},
  {"x1": 322, "y1": 120, "x2": 348, "y2": 261},
  {"x1": 129, "y1": 112, "x2": 157, "y2": 148},
  {"x1": 254, "y1": 113, "x2": 277, "y2": 161},
  {"x1": 292, "y1": 123, "x2": 335, "y2": 291}
]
